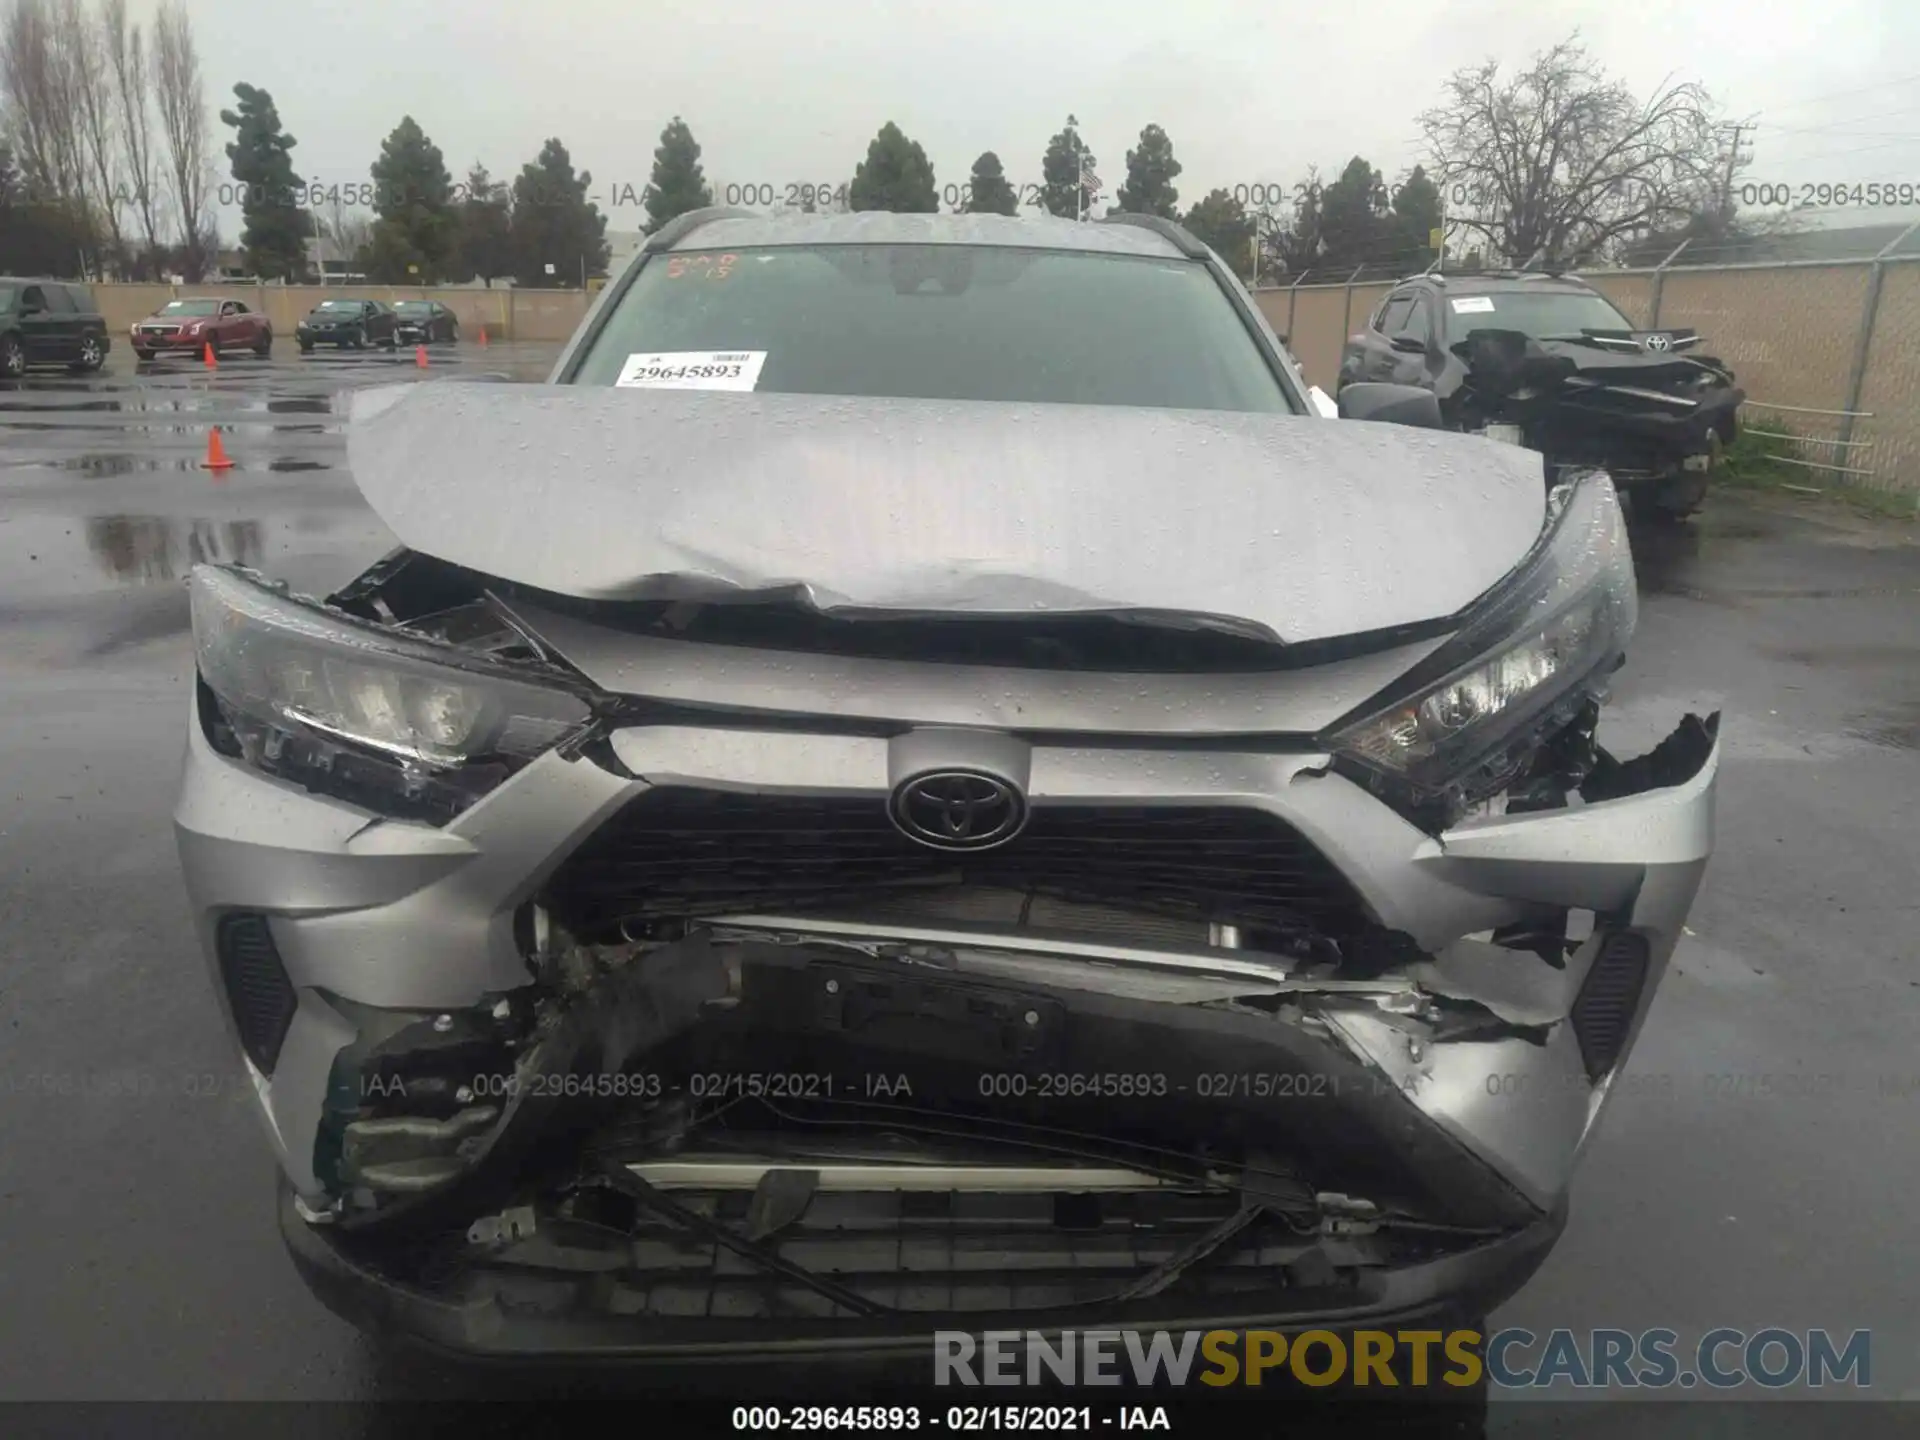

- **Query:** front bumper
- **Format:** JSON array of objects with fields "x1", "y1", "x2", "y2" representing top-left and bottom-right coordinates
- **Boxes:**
[
  {"x1": 176, "y1": 680, "x2": 1718, "y2": 1351},
  {"x1": 133, "y1": 329, "x2": 203, "y2": 350},
  {"x1": 280, "y1": 1174, "x2": 1567, "y2": 1364}
]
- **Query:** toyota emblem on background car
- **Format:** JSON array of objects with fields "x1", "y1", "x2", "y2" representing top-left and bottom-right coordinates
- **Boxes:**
[
  {"x1": 1643, "y1": 332, "x2": 1672, "y2": 351},
  {"x1": 889, "y1": 770, "x2": 1027, "y2": 850}
]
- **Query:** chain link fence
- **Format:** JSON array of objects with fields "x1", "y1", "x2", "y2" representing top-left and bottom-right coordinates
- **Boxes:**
[{"x1": 1255, "y1": 233, "x2": 1920, "y2": 505}]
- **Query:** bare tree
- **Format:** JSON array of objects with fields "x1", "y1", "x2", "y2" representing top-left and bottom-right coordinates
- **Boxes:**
[
  {"x1": 152, "y1": 0, "x2": 212, "y2": 278},
  {"x1": 56, "y1": 0, "x2": 126, "y2": 268},
  {"x1": 1, "y1": 0, "x2": 86, "y2": 197},
  {"x1": 102, "y1": 0, "x2": 163, "y2": 273},
  {"x1": 321, "y1": 186, "x2": 370, "y2": 253},
  {"x1": 1418, "y1": 36, "x2": 1722, "y2": 267}
]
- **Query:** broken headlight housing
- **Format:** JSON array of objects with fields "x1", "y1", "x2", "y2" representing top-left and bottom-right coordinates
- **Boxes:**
[
  {"x1": 190, "y1": 565, "x2": 595, "y2": 822},
  {"x1": 1325, "y1": 470, "x2": 1636, "y2": 813}
]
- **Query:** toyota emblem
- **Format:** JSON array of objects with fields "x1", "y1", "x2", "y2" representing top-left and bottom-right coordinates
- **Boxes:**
[
  {"x1": 1643, "y1": 332, "x2": 1671, "y2": 352},
  {"x1": 890, "y1": 770, "x2": 1027, "y2": 851}
]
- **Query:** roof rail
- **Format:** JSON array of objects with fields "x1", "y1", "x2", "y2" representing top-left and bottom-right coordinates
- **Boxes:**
[
  {"x1": 641, "y1": 206, "x2": 758, "y2": 253},
  {"x1": 1097, "y1": 211, "x2": 1209, "y2": 259}
]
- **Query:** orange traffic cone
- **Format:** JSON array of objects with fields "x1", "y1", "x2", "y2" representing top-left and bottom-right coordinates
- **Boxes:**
[
  {"x1": 478, "y1": 326, "x2": 489, "y2": 348},
  {"x1": 202, "y1": 429, "x2": 233, "y2": 471},
  {"x1": 203, "y1": 341, "x2": 217, "y2": 368},
  {"x1": 415, "y1": 345, "x2": 429, "y2": 368}
]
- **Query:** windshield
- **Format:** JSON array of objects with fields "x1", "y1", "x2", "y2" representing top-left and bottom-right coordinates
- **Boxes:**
[
  {"x1": 568, "y1": 244, "x2": 1295, "y2": 413},
  {"x1": 160, "y1": 300, "x2": 221, "y2": 316},
  {"x1": 394, "y1": 302, "x2": 431, "y2": 314},
  {"x1": 1442, "y1": 289, "x2": 1634, "y2": 340}
]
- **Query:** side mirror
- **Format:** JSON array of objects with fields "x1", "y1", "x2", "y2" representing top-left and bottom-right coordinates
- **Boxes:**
[
  {"x1": 1336, "y1": 382, "x2": 1443, "y2": 429},
  {"x1": 1389, "y1": 334, "x2": 1428, "y2": 355}
]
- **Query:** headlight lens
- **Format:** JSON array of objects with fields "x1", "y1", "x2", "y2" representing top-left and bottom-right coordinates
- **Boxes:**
[
  {"x1": 1325, "y1": 470, "x2": 1636, "y2": 803},
  {"x1": 190, "y1": 565, "x2": 593, "y2": 820}
]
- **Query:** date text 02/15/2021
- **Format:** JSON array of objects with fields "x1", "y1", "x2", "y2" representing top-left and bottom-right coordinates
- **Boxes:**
[
  {"x1": 360, "y1": 1068, "x2": 1443, "y2": 1106},
  {"x1": 729, "y1": 1405, "x2": 1173, "y2": 1432}
]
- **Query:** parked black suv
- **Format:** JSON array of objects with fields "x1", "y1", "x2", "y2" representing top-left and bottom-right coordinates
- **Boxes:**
[
  {"x1": 1338, "y1": 271, "x2": 1743, "y2": 519},
  {"x1": 0, "y1": 278, "x2": 112, "y2": 377}
]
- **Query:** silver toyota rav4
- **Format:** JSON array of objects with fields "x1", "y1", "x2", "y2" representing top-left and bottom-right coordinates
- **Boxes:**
[{"x1": 174, "y1": 209, "x2": 1719, "y2": 1363}]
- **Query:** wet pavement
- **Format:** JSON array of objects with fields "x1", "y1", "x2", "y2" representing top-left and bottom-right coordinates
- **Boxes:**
[{"x1": 0, "y1": 350, "x2": 1916, "y2": 1406}]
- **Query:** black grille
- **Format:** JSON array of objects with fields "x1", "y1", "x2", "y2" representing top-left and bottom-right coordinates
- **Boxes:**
[
  {"x1": 1571, "y1": 931, "x2": 1650, "y2": 1080},
  {"x1": 543, "y1": 788, "x2": 1369, "y2": 938},
  {"x1": 216, "y1": 913, "x2": 298, "y2": 1075}
]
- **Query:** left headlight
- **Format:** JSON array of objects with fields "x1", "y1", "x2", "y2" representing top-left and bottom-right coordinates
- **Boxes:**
[
  {"x1": 190, "y1": 565, "x2": 594, "y2": 821},
  {"x1": 1324, "y1": 470, "x2": 1636, "y2": 809}
]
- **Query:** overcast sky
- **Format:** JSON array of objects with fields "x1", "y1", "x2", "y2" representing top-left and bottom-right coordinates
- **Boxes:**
[{"x1": 126, "y1": 0, "x2": 1920, "y2": 239}]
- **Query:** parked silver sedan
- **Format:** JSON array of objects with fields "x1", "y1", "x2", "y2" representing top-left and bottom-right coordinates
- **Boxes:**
[{"x1": 175, "y1": 208, "x2": 1718, "y2": 1364}]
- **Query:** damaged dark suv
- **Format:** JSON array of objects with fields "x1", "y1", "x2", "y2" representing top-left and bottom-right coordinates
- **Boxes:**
[
  {"x1": 1339, "y1": 272, "x2": 1744, "y2": 519},
  {"x1": 174, "y1": 209, "x2": 1720, "y2": 1365}
]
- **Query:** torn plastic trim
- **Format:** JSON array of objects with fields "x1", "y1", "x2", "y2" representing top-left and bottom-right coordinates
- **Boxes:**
[
  {"x1": 328, "y1": 935, "x2": 741, "y2": 1242},
  {"x1": 1580, "y1": 711, "x2": 1719, "y2": 804}
]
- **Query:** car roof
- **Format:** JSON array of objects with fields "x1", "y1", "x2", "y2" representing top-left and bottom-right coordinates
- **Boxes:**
[
  {"x1": 1402, "y1": 272, "x2": 1599, "y2": 295},
  {"x1": 663, "y1": 209, "x2": 1189, "y2": 259}
]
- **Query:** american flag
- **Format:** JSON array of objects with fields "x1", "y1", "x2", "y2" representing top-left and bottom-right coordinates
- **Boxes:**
[{"x1": 1080, "y1": 167, "x2": 1102, "y2": 195}]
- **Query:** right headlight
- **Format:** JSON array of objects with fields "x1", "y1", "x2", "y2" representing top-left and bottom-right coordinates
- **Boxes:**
[{"x1": 1324, "y1": 470, "x2": 1637, "y2": 807}]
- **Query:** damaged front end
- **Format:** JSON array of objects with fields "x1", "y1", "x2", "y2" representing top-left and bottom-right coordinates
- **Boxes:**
[
  {"x1": 1449, "y1": 327, "x2": 1744, "y2": 514},
  {"x1": 174, "y1": 470, "x2": 1719, "y2": 1360}
]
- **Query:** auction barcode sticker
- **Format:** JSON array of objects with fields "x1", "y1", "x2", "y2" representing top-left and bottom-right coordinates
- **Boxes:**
[
  {"x1": 1449, "y1": 296, "x2": 1497, "y2": 314},
  {"x1": 615, "y1": 350, "x2": 768, "y2": 391}
]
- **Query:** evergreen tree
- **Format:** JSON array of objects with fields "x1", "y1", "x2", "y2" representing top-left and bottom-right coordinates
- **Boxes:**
[
  {"x1": 1390, "y1": 165, "x2": 1444, "y2": 271},
  {"x1": 1183, "y1": 189, "x2": 1255, "y2": 278},
  {"x1": 507, "y1": 138, "x2": 610, "y2": 287},
  {"x1": 848, "y1": 122, "x2": 937, "y2": 213},
  {"x1": 1037, "y1": 117, "x2": 1095, "y2": 219},
  {"x1": 1115, "y1": 123, "x2": 1181, "y2": 219},
  {"x1": 1317, "y1": 155, "x2": 1391, "y2": 270},
  {"x1": 366, "y1": 116, "x2": 457, "y2": 282},
  {"x1": 964, "y1": 151, "x2": 1018, "y2": 215},
  {"x1": 219, "y1": 83, "x2": 312, "y2": 279},
  {"x1": 455, "y1": 163, "x2": 513, "y2": 286},
  {"x1": 643, "y1": 116, "x2": 713, "y2": 232}
]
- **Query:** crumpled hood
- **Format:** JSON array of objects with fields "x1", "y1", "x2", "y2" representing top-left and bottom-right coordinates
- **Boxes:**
[{"x1": 346, "y1": 383, "x2": 1547, "y2": 645}]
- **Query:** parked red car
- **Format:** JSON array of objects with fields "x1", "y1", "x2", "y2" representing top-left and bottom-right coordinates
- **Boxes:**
[{"x1": 131, "y1": 298, "x2": 273, "y2": 361}]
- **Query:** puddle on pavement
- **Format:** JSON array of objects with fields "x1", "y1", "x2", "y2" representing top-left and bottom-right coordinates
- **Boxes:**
[
  {"x1": 26, "y1": 454, "x2": 207, "y2": 475},
  {"x1": 88, "y1": 515, "x2": 266, "y2": 584},
  {"x1": 0, "y1": 397, "x2": 125, "y2": 414}
]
